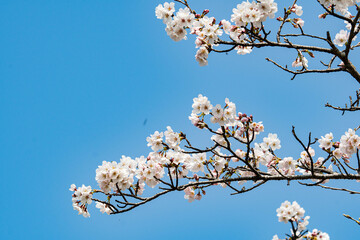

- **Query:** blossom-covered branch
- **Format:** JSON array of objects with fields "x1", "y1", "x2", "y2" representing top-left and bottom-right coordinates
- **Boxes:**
[
  {"x1": 70, "y1": 95, "x2": 360, "y2": 217},
  {"x1": 155, "y1": 0, "x2": 360, "y2": 110}
]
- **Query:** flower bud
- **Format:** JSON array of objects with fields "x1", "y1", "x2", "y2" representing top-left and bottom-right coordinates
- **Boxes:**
[
  {"x1": 318, "y1": 13, "x2": 327, "y2": 19},
  {"x1": 195, "y1": 193, "x2": 202, "y2": 200}
]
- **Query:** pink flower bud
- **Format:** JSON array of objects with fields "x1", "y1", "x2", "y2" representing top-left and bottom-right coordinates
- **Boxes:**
[
  {"x1": 195, "y1": 193, "x2": 202, "y2": 200},
  {"x1": 194, "y1": 174, "x2": 199, "y2": 181},
  {"x1": 195, "y1": 38, "x2": 204, "y2": 47}
]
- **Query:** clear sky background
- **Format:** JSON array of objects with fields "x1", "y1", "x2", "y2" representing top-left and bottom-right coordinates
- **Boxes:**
[{"x1": 1, "y1": 0, "x2": 360, "y2": 239}]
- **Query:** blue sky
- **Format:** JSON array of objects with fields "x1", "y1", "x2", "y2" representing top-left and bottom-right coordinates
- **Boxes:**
[{"x1": 1, "y1": 0, "x2": 360, "y2": 239}]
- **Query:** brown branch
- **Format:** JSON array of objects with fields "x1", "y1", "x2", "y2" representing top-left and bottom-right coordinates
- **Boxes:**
[
  {"x1": 276, "y1": 1, "x2": 298, "y2": 43},
  {"x1": 266, "y1": 57, "x2": 343, "y2": 80},
  {"x1": 217, "y1": 39, "x2": 333, "y2": 54},
  {"x1": 101, "y1": 173, "x2": 360, "y2": 214},
  {"x1": 229, "y1": 180, "x2": 267, "y2": 196},
  {"x1": 344, "y1": 214, "x2": 360, "y2": 226},
  {"x1": 316, "y1": 0, "x2": 352, "y2": 23},
  {"x1": 311, "y1": 184, "x2": 360, "y2": 194},
  {"x1": 325, "y1": 89, "x2": 360, "y2": 114}
]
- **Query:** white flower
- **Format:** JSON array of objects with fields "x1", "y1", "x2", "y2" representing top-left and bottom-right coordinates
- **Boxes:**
[
  {"x1": 69, "y1": 184, "x2": 76, "y2": 191},
  {"x1": 192, "y1": 94, "x2": 212, "y2": 114},
  {"x1": 214, "y1": 155, "x2": 227, "y2": 172},
  {"x1": 165, "y1": 126, "x2": 181, "y2": 149},
  {"x1": 319, "y1": 133, "x2": 333, "y2": 150},
  {"x1": 292, "y1": 56, "x2": 308, "y2": 68},
  {"x1": 300, "y1": 147, "x2": 315, "y2": 160},
  {"x1": 195, "y1": 47, "x2": 209, "y2": 66},
  {"x1": 272, "y1": 235, "x2": 279, "y2": 240},
  {"x1": 298, "y1": 216, "x2": 310, "y2": 231},
  {"x1": 96, "y1": 202, "x2": 112, "y2": 215},
  {"x1": 220, "y1": 20, "x2": 232, "y2": 34},
  {"x1": 212, "y1": 104, "x2": 223, "y2": 118},
  {"x1": 174, "y1": 7, "x2": 195, "y2": 28},
  {"x1": 184, "y1": 186, "x2": 196, "y2": 202},
  {"x1": 236, "y1": 45, "x2": 252, "y2": 55},
  {"x1": 334, "y1": 30, "x2": 350, "y2": 47},
  {"x1": 231, "y1": 1, "x2": 277, "y2": 28},
  {"x1": 278, "y1": 157, "x2": 296, "y2": 175},
  {"x1": 155, "y1": 2, "x2": 175, "y2": 24},
  {"x1": 293, "y1": 18, "x2": 304, "y2": 27},
  {"x1": 146, "y1": 131, "x2": 164, "y2": 151},
  {"x1": 165, "y1": 22, "x2": 188, "y2": 42},
  {"x1": 292, "y1": 4, "x2": 303, "y2": 16},
  {"x1": 263, "y1": 133, "x2": 281, "y2": 150}
]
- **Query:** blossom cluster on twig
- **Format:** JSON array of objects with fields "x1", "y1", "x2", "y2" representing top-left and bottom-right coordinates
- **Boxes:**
[
  {"x1": 273, "y1": 201, "x2": 330, "y2": 240},
  {"x1": 70, "y1": 94, "x2": 360, "y2": 218}
]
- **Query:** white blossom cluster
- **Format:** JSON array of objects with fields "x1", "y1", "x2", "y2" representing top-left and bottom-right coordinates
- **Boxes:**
[
  {"x1": 339, "y1": 128, "x2": 360, "y2": 156},
  {"x1": 155, "y1": 2, "x2": 194, "y2": 42},
  {"x1": 95, "y1": 202, "x2": 112, "y2": 215},
  {"x1": 136, "y1": 154, "x2": 165, "y2": 188},
  {"x1": 319, "y1": 129, "x2": 360, "y2": 160},
  {"x1": 147, "y1": 131, "x2": 164, "y2": 151},
  {"x1": 319, "y1": 0, "x2": 360, "y2": 49},
  {"x1": 319, "y1": 0, "x2": 360, "y2": 15},
  {"x1": 230, "y1": 0, "x2": 278, "y2": 28},
  {"x1": 273, "y1": 229, "x2": 330, "y2": 240},
  {"x1": 291, "y1": 4, "x2": 303, "y2": 16},
  {"x1": 192, "y1": 15, "x2": 224, "y2": 66},
  {"x1": 318, "y1": 133, "x2": 334, "y2": 150},
  {"x1": 334, "y1": 30, "x2": 351, "y2": 47},
  {"x1": 95, "y1": 157, "x2": 136, "y2": 194},
  {"x1": 333, "y1": 28, "x2": 358, "y2": 48},
  {"x1": 302, "y1": 229, "x2": 330, "y2": 240},
  {"x1": 155, "y1": 1, "x2": 279, "y2": 66},
  {"x1": 276, "y1": 201, "x2": 306, "y2": 224},
  {"x1": 292, "y1": 56, "x2": 309, "y2": 68},
  {"x1": 155, "y1": 1, "x2": 360, "y2": 69},
  {"x1": 184, "y1": 185, "x2": 203, "y2": 202},
  {"x1": 192, "y1": 16, "x2": 223, "y2": 46},
  {"x1": 189, "y1": 94, "x2": 356, "y2": 180},
  {"x1": 154, "y1": 1, "x2": 327, "y2": 67},
  {"x1": 254, "y1": 134, "x2": 299, "y2": 177},
  {"x1": 69, "y1": 184, "x2": 93, "y2": 218},
  {"x1": 273, "y1": 201, "x2": 329, "y2": 240},
  {"x1": 185, "y1": 152, "x2": 206, "y2": 173},
  {"x1": 211, "y1": 98, "x2": 236, "y2": 126},
  {"x1": 191, "y1": 94, "x2": 212, "y2": 115}
]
